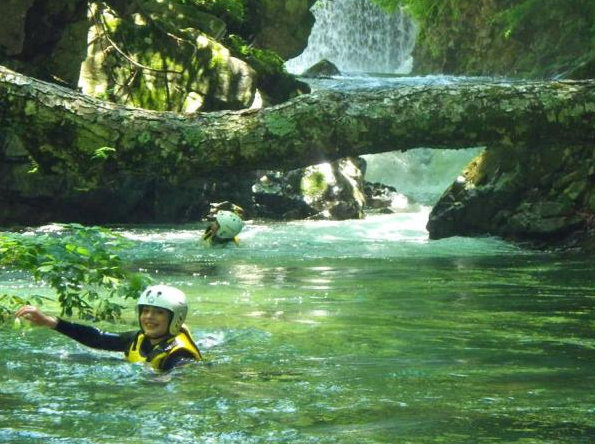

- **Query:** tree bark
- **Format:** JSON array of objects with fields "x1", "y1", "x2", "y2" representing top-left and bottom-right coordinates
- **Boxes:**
[{"x1": 1, "y1": 65, "x2": 595, "y2": 183}]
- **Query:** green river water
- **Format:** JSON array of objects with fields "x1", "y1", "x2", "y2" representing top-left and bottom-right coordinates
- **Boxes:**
[{"x1": 1, "y1": 209, "x2": 594, "y2": 443}]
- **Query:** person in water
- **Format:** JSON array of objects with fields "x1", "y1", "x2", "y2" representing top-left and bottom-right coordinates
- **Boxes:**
[
  {"x1": 202, "y1": 210, "x2": 244, "y2": 246},
  {"x1": 14, "y1": 285, "x2": 202, "y2": 372}
]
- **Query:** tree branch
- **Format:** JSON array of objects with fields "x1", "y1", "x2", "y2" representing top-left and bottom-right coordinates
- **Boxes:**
[{"x1": 1, "y1": 65, "x2": 594, "y2": 183}]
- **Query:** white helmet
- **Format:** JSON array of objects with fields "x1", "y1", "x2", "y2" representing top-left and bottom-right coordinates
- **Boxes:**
[
  {"x1": 137, "y1": 285, "x2": 188, "y2": 335},
  {"x1": 215, "y1": 210, "x2": 244, "y2": 239}
]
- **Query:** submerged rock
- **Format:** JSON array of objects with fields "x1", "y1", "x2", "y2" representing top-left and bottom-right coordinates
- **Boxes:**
[{"x1": 301, "y1": 59, "x2": 341, "y2": 78}]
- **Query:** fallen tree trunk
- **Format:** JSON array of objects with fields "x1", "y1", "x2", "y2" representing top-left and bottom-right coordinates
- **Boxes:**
[{"x1": 1, "y1": 65, "x2": 595, "y2": 183}]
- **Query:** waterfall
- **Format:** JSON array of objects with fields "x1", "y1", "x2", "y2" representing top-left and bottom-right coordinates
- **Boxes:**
[{"x1": 286, "y1": 0, "x2": 418, "y2": 75}]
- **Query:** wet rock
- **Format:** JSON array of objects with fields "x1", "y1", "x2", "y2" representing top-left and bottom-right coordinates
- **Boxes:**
[
  {"x1": 251, "y1": 170, "x2": 318, "y2": 219},
  {"x1": 252, "y1": 157, "x2": 367, "y2": 220},
  {"x1": 363, "y1": 182, "x2": 400, "y2": 212},
  {"x1": 301, "y1": 59, "x2": 342, "y2": 78}
]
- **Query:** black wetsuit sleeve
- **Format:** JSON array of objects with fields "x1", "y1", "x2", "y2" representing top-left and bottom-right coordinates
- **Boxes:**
[
  {"x1": 161, "y1": 350, "x2": 196, "y2": 372},
  {"x1": 54, "y1": 318, "x2": 137, "y2": 352}
]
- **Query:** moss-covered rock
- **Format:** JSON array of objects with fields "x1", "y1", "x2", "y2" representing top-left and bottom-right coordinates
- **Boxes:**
[
  {"x1": 1, "y1": 0, "x2": 313, "y2": 112},
  {"x1": 79, "y1": 3, "x2": 258, "y2": 112},
  {"x1": 252, "y1": 158, "x2": 367, "y2": 220}
]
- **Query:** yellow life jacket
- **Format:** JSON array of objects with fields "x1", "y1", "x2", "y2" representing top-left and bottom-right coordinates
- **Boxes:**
[{"x1": 125, "y1": 325, "x2": 202, "y2": 371}]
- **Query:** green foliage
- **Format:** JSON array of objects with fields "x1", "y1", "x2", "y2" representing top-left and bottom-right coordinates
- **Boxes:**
[
  {"x1": 493, "y1": 0, "x2": 543, "y2": 39},
  {"x1": 0, "y1": 224, "x2": 150, "y2": 322},
  {"x1": 371, "y1": 0, "x2": 461, "y2": 22},
  {"x1": 183, "y1": 0, "x2": 246, "y2": 24},
  {"x1": 226, "y1": 34, "x2": 285, "y2": 76},
  {"x1": 301, "y1": 170, "x2": 328, "y2": 199},
  {"x1": 92, "y1": 146, "x2": 116, "y2": 160},
  {"x1": 373, "y1": 0, "x2": 595, "y2": 77},
  {"x1": 492, "y1": 0, "x2": 595, "y2": 40},
  {"x1": 373, "y1": 0, "x2": 595, "y2": 40},
  {"x1": 0, "y1": 294, "x2": 51, "y2": 323},
  {"x1": 371, "y1": 0, "x2": 401, "y2": 13}
]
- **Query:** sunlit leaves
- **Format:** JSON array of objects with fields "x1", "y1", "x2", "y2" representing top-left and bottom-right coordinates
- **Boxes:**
[
  {"x1": 92, "y1": 146, "x2": 116, "y2": 160},
  {"x1": 0, "y1": 294, "x2": 51, "y2": 323},
  {"x1": 0, "y1": 224, "x2": 151, "y2": 322}
]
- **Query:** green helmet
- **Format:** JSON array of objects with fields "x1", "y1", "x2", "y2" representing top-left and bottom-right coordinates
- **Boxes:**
[
  {"x1": 215, "y1": 210, "x2": 244, "y2": 239},
  {"x1": 137, "y1": 285, "x2": 188, "y2": 335}
]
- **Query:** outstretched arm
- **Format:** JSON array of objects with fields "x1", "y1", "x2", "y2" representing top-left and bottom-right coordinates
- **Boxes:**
[{"x1": 15, "y1": 305, "x2": 135, "y2": 352}]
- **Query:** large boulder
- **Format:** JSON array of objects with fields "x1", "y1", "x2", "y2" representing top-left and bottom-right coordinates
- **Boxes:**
[
  {"x1": 427, "y1": 144, "x2": 595, "y2": 250},
  {"x1": 79, "y1": 3, "x2": 257, "y2": 112},
  {"x1": 252, "y1": 157, "x2": 367, "y2": 220},
  {"x1": 0, "y1": 0, "x2": 313, "y2": 112}
]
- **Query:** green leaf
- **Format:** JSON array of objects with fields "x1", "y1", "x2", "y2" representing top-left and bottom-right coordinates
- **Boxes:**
[
  {"x1": 76, "y1": 247, "x2": 91, "y2": 257},
  {"x1": 37, "y1": 265, "x2": 55, "y2": 273},
  {"x1": 92, "y1": 146, "x2": 116, "y2": 160}
]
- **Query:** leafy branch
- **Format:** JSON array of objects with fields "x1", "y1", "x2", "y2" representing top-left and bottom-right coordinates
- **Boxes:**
[{"x1": 0, "y1": 224, "x2": 150, "y2": 322}]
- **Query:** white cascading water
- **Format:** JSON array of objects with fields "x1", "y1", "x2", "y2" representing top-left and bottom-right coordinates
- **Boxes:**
[{"x1": 285, "y1": 0, "x2": 418, "y2": 75}]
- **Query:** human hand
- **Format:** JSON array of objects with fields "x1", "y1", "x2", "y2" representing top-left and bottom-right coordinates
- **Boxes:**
[{"x1": 14, "y1": 305, "x2": 58, "y2": 329}]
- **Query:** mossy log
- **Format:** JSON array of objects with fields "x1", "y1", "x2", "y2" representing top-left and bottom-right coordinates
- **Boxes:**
[{"x1": 1, "y1": 65, "x2": 595, "y2": 184}]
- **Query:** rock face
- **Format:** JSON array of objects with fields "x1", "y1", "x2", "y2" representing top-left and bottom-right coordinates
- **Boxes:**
[
  {"x1": 409, "y1": 0, "x2": 595, "y2": 249},
  {"x1": 427, "y1": 145, "x2": 595, "y2": 249},
  {"x1": 251, "y1": 0, "x2": 316, "y2": 60},
  {"x1": 411, "y1": 0, "x2": 595, "y2": 79},
  {"x1": 0, "y1": 0, "x2": 36, "y2": 56},
  {"x1": 0, "y1": 0, "x2": 88, "y2": 87}
]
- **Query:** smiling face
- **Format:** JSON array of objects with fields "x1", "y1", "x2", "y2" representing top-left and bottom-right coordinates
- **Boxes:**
[{"x1": 139, "y1": 305, "x2": 171, "y2": 340}]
